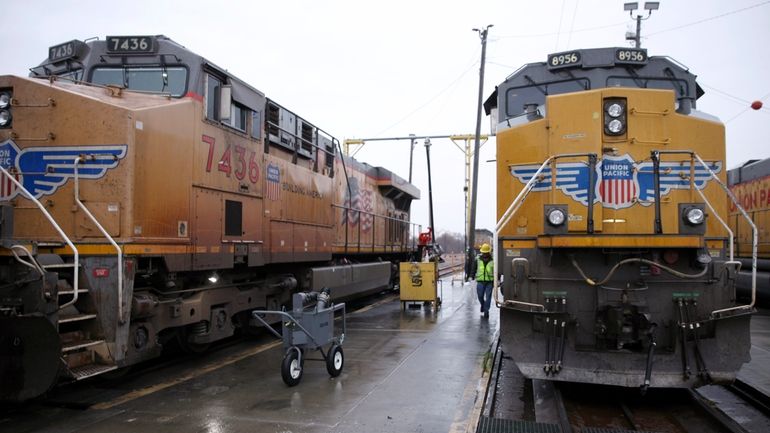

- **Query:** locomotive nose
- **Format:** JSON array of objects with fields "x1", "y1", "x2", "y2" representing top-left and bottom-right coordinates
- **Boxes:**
[{"x1": 0, "y1": 316, "x2": 61, "y2": 401}]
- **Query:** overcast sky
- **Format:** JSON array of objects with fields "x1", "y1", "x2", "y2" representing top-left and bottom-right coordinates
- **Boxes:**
[{"x1": 5, "y1": 0, "x2": 770, "y2": 236}]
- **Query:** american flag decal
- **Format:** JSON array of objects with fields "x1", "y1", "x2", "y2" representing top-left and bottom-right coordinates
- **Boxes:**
[
  {"x1": 266, "y1": 164, "x2": 281, "y2": 200},
  {"x1": 599, "y1": 155, "x2": 638, "y2": 209},
  {"x1": 0, "y1": 171, "x2": 20, "y2": 200},
  {"x1": 342, "y1": 177, "x2": 375, "y2": 232}
]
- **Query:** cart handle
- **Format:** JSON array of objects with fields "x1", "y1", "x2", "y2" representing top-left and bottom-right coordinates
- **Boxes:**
[{"x1": 251, "y1": 303, "x2": 347, "y2": 347}]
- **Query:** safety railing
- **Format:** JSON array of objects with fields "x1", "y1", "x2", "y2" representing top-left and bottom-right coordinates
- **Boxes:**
[
  {"x1": 73, "y1": 157, "x2": 125, "y2": 324},
  {"x1": 653, "y1": 150, "x2": 757, "y2": 318},
  {"x1": 0, "y1": 165, "x2": 80, "y2": 309},
  {"x1": 493, "y1": 152, "x2": 598, "y2": 312},
  {"x1": 332, "y1": 204, "x2": 421, "y2": 254}
]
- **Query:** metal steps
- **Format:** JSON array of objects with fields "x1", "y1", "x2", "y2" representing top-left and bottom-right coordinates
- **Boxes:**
[
  {"x1": 62, "y1": 339, "x2": 105, "y2": 353},
  {"x1": 70, "y1": 363, "x2": 119, "y2": 381}
]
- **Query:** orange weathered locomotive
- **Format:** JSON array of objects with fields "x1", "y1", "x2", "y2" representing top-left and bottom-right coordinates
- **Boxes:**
[{"x1": 0, "y1": 35, "x2": 419, "y2": 401}]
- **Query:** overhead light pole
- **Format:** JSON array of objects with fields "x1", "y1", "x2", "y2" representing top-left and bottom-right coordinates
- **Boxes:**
[
  {"x1": 624, "y1": 2, "x2": 659, "y2": 48},
  {"x1": 468, "y1": 24, "x2": 492, "y2": 274}
]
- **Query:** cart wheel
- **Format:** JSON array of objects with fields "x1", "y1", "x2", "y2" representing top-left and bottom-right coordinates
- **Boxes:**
[
  {"x1": 281, "y1": 349, "x2": 303, "y2": 386},
  {"x1": 326, "y1": 344, "x2": 344, "y2": 377}
]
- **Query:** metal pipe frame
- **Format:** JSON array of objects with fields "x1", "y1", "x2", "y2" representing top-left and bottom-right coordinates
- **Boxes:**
[
  {"x1": 651, "y1": 149, "x2": 757, "y2": 316},
  {"x1": 493, "y1": 153, "x2": 598, "y2": 311},
  {"x1": 0, "y1": 165, "x2": 80, "y2": 310},
  {"x1": 74, "y1": 157, "x2": 125, "y2": 324}
]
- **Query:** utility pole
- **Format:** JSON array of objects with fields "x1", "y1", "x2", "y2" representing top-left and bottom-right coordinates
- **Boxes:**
[
  {"x1": 624, "y1": 2, "x2": 659, "y2": 48},
  {"x1": 468, "y1": 24, "x2": 492, "y2": 273}
]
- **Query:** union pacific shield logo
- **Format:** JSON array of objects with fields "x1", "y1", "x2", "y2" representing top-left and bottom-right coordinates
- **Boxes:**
[
  {"x1": 509, "y1": 153, "x2": 722, "y2": 209},
  {"x1": 0, "y1": 140, "x2": 20, "y2": 199},
  {"x1": 0, "y1": 139, "x2": 127, "y2": 200},
  {"x1": 600, "y1": 154, "x2": 638, "y2": 209}
]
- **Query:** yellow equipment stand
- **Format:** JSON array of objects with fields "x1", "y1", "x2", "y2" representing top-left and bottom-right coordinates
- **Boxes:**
[{"x1": 399, "y1": 261, "x2": 440, "y2": 312}]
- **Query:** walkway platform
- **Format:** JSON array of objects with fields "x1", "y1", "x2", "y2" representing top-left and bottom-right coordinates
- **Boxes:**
[{"x1": 0, "y1": 277, "x2": 498, "y2": 433}]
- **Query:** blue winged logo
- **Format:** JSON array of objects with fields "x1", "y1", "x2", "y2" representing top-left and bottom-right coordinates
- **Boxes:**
[
  {"x1": 636, "y1": 160, "x2": 722, "y2": 205},
  {"x1": 0, "y1": 139, "x2": 127, "y2": 200},
  {"x1": 509, "y1": 162, "x2": 600, "y2": 206},
  {"x1": 509, "y1": 154, "x2": 721, "y2": 208}
]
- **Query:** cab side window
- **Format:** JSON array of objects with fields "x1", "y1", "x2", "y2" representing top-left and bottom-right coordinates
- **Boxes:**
[{"x1": 206, "y1": 74, "x2": 222, "y2": 121}]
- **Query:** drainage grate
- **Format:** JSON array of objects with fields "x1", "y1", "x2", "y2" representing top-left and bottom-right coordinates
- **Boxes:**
[{"x1": 476, "y1": 417, "x2": 562, "y2": 433}]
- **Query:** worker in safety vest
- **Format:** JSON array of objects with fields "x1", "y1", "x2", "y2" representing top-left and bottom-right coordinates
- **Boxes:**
[{"x1": 472, "y1": 243, "x2": 494, "y2": 318}]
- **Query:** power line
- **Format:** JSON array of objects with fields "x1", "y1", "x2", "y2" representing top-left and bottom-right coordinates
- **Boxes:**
[
  {"x1": 555, "y1": 0, "x2": 567, "y2": 50},
  {"x1": 370, "y1": 57, "x2": 479, "y2": 140},
  {"x1": 725, "y1": 92, "x2": 770, "y2": 123},
  {"x1": 647, "y1": 1, "x2": 770, "y2": 37},
  {"x1": 566, "y1": 0, "x2": 581, "y2": 49},
  {"x1": 495, "y1": 21, "x2": 626, "y2": 39}
]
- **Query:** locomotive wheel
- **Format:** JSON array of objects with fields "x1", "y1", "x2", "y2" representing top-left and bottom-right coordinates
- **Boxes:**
[
  {"x1": 176, "y1": 328, "x2": 211, "y2": 354},
  {"x1": 281, "y1": 348, "x2": 303, "y2": 386},
  {"x1": 0, "y1": 316, "x2": 61, "y2": 401},
  {"x1": 326, "y1": 344, "x2": 344, "y2": 377}
]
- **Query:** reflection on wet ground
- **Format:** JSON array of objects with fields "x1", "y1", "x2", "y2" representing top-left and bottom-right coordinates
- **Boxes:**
[{"x1": 1, "y1": 276, "x2": 498, "y2": 433}]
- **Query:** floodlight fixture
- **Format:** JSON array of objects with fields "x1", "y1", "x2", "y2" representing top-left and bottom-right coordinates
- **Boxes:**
[
  {"x1": 644, "y1": 2, "x2": 660, "y2": 11},
  {"x1": 624, "y1": 2, "x2": 638, "y2": 11}
]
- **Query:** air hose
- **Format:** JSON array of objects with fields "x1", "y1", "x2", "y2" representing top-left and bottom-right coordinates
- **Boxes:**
[{"x1": 569, "y1": 255, "x2": 709, "y2": 286}]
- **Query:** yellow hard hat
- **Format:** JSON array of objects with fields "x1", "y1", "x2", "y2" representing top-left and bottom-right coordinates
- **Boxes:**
[{"x1": 480, "y1": 243, "x2": 491, "y2": 253}]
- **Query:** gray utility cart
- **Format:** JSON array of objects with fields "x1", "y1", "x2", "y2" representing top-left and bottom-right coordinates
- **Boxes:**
[{"x1": 252, "y1": 288, "x2": 346, "y2": 386}]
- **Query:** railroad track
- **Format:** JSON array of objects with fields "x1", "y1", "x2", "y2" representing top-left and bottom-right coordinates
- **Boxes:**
[
  {"x1": 438, "y1": 262, "x2": 465, "y2": 278},
  {"x1": 478, "y1": 337, "x2": 770, "y2": 433}
]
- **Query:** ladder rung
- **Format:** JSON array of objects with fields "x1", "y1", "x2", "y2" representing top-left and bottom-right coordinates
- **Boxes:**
[
  {"x1": 58, "y1": 313, "x2": 97, "y2": 324},
  {"x1": 58, "y1": 289, "x2": 89, "y2": 296},
  {"x1": 44, "y1": 263, "x2": 82, "y2": 269},
  {"x1": 62, "y1": 339, "x2": 104, "y2": 353}
]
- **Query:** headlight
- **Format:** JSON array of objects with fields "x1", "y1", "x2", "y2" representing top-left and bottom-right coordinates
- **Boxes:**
[
  {"x1": 0, "y1": 110, "x2": 11, "y2": 127},
  {"x1": 685, "y1": 207, "x2": 705, "y2": 225},
  {"x1": 607, "y1": 103, "x2": 623, "y2": 117},
  {"x1": 547, "y1": 208, "x2": 566, "y2": 226},
  {"x1": 607, "y1": 119, "x2": 623, "y2": 134},
  {"x1": 0, "y1": 93, "x2": 10, "y2": 109}
]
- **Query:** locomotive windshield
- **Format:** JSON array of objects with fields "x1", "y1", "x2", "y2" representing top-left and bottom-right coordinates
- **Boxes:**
[
  {"x1": 490, "y1": 47, "x2": 703, "y2": 123},
  {"x1": 91, "y1": 66, "x2": 187, "y2": 96}
]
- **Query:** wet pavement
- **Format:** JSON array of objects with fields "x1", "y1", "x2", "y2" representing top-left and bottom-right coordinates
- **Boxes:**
[
  {"x1": 0, "y1": 277, "x2": 498, "y2": 433},
  {"x1": 738, "y1": 308, "x2": 770, "y2": 397}
]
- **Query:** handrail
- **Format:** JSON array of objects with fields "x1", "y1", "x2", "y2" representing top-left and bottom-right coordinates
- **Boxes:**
[
  {"x1": 0, "y1": 165, "x2": 80, "y2": 310},
  {"x1": 494, "y1": 152, "x2": 598, "y2": 312},
  {"x1": 654, "y1": 149, "x2": 757, "y2": 317},
  {"x1": 74, "y1": 157, "x2": 125, "y2": 324},
  {"x1": 331, "y1": 204, "x2": 421, "y2": 252}
]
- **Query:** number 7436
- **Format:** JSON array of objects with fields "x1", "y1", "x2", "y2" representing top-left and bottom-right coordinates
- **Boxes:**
[{"x1": 202, "y1": 135, "x2": 260, "y2": 183}]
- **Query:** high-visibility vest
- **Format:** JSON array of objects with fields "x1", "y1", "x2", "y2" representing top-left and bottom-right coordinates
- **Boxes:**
[{"x1": 476, "y1": 258, "x2": 494, "y2": 282}]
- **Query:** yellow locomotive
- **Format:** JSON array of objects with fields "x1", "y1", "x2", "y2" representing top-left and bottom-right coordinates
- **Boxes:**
[
  {"x1": 0, "y1": 35, "x2": 419, "y2": 401},
  {"x1": 487, "y1": 47, "x2": 755, "y2": 389}
]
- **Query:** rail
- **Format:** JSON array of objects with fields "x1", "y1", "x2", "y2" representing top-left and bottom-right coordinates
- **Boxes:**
[
  {"x1": 73, "y1": 156, "x2": 125, "y2": 324},
  {"x1": 0, "y1": 165, "x2": 80, "y2": 310}
]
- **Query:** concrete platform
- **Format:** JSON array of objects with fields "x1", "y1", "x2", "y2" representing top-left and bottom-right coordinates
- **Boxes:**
[
  {"x1": 737, "y1": 308, "x2": 770, "y2": 397},
  {"x1": 0, "y1": 277, "x2": 498, "y2": 433}
]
